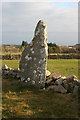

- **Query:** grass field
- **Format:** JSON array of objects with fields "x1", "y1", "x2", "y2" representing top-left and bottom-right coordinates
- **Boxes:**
[
  {"x1": 2, "y1": 59, "x2": 80, "y2": 80},
  {"x1": 2, "y1": 59, "x2": 79, "y2": 118},
  {"x1": 2, "y1": 77, "x2": 78, "y2": 118}
]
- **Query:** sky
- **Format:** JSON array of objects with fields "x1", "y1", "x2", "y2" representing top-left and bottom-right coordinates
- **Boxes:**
[{"x1": 1, "y1": 1, "x2": 79, "y2": 46}]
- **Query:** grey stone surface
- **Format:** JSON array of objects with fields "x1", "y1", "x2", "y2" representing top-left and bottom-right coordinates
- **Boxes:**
[
  {"x1": 46, "y1": 70, "x2": 51, "y2": 77},
  {"x1": 46, "y1": 78, "x2": 53, "y2": 85},
  {"x1": 46, "y1": 85, "x2": 55, "y2": 91},
  {"x1": 73, "y1": 85, "x2": 79, "y2": 94},
  {"x1": 63, "y1": 83, "x2": 69, "y2": 90},
  {"x1": 2, "y1": 64, "x2": 8, "y2": 70},
  {"x1": 55, "y1": 78, "x2": 63, "y2": 85},
  {"x1": 47, "y1": 85, "x2": 67, "y2": 93},
  {"x1": 49, "y1": 73, "x2": 61, "y2": 80},
  {"x1": 54, "y1": 85, "x2": 67, "y2": 93},
  {"x1": 73, "y1": 80, "x2": 80, "y2": 86},
  {"x1": 65, "y1": 75, "x2": 77, "y2": 82},
  {"x1": 19, "y1": 20, "x2": 48, "y2": 87}
]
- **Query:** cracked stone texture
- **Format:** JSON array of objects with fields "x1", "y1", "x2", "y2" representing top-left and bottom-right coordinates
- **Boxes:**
[{"x1": 19, "y1": 20, "x2": 48, "y2": 87}]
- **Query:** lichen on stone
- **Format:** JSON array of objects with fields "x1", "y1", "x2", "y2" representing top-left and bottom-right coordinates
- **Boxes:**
[
  {"x1": 27, "y1": 77, "x2": 30, "y2": 81},
  {"x1": 34, "y1": 57, "x2": 36, "y2": 60},
  {"x1": 32, "y1": 51, "x2": 34, "y2": 54},
  {"x1": 33, "y1": 70, "x2": 37, "y2": 74},
  {"x1": 32, "y1": 81, "x2": 35, "y2": 84}
]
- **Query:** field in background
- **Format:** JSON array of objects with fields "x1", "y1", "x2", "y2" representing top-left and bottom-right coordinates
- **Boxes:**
[
  {"x1": 1, "y1": 45, "x2": 23, "y2": 55},
  {"x1": 1, "y1": 45, "x2": 80, "y2": 55},
  {"x1": 2, "y1": 59, "x2": 79, "y2": 80}
]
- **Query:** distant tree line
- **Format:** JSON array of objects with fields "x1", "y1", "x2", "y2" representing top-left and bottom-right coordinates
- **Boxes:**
[
  {"x1": 21, "y1": 41, "x2": 79, "y2": 54},
  {"x1": 48, "y1": 43, "x2": 61, "y2": 54}
]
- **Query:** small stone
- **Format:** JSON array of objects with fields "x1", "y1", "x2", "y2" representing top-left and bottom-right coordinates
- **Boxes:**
[
  {"x1": 46, "y1": 85, "x2": 54, "y2": 91},
  {"x1": 63, "y1": 83, "x2": 69, "y2": 90},
  {"x1": 8, "y1": 67, "x2": 12, "y2": 70},
  {"x1": 47, "y1": 85, "x2": 67, "y2": 93},
  {"x1": 46, "y1": 70, "x2": 51, "y2": 77},
  {"x1": 61, "y1": 76, "x2": 66, "y2": 79},
  {"x1": 50, "y1": 81, "x2": 55, "y2": 85},
  {"x1": 14, "y1": 68, "x2": 20, "y2": 72},
  {"x1": 49, "y1": 73, "x2": 61, "y2": 80},
  {"x1": 65, "y1": 75, "x2": 77, "y2": 83},
  {"x1": 46, "y1": 78, "x2": 53, "y2": 85},
  {"x1": 73, "y1": 80, "x2": 80, "y2": 86},
  {"x1": 2, "y1": 64, "x2": 8, "y2": 70},
  {"x1": 55, "y1": 78, "x2": 63, "y2": 85}
]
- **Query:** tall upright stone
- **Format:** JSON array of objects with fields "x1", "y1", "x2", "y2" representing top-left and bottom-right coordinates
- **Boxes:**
[{"x1": 19, "y1": 20, "x2": 48, "y2": 87}]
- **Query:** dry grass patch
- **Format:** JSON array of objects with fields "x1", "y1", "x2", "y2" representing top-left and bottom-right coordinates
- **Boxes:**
[{"x1": 2, "y1": 76, "x2": 79, "y2": 119}]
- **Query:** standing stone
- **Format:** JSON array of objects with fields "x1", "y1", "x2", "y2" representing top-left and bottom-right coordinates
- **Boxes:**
[{"x1": 19, "y1": 20, "x2": 48, "y2": 87}]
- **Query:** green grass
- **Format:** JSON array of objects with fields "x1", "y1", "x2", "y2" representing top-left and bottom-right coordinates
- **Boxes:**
[
  {"x1": 47, "y1": 59, "x2": 79, "y2": 80},
  {"x1": 2, "y1": 59, "x2": 79, "y2": 79},
  {"x1": 2, "y1": 59, "x2": 79, "y2": 118},
  {"x1": 2, "y1": 60, "x2": 19, "y2": 69},
  {"x1": 2, "y1": 77, "x2": 78, "y2": 118}
]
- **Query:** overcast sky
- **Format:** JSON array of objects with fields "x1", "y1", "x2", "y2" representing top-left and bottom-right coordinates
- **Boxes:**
[{"x1": 2, "y1": 1, "x2": 78, "y2": 46}]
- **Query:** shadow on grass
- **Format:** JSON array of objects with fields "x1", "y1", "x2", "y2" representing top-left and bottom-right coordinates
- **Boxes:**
[{"x1": 2, "y1": 76, "x2": 79, "y2": 119}]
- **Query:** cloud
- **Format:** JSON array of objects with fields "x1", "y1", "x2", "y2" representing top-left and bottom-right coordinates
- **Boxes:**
[
  {"x1": 2, "y1": 2, "x2": 78, "y2": 45},
  {"x1": 1, "y1": 0, "x2": 79, "y2": 3}
]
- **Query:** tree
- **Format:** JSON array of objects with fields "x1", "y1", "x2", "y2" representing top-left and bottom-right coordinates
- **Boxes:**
[
  {"x1": 53, "y1": 45, "x2": 61, "y2": 53},
  {"x1": 48, "y1": 47, "x2": 53, "y2": 54},
  {"x1": 48, "y1": 43, "x2": 61, "y2": 53},
  {"x1": 48, "y1": 43, "x2": 53, "y2": 47},
  {"x1": 21, "y1": 41, "x2": 28, "y2": 47}
]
